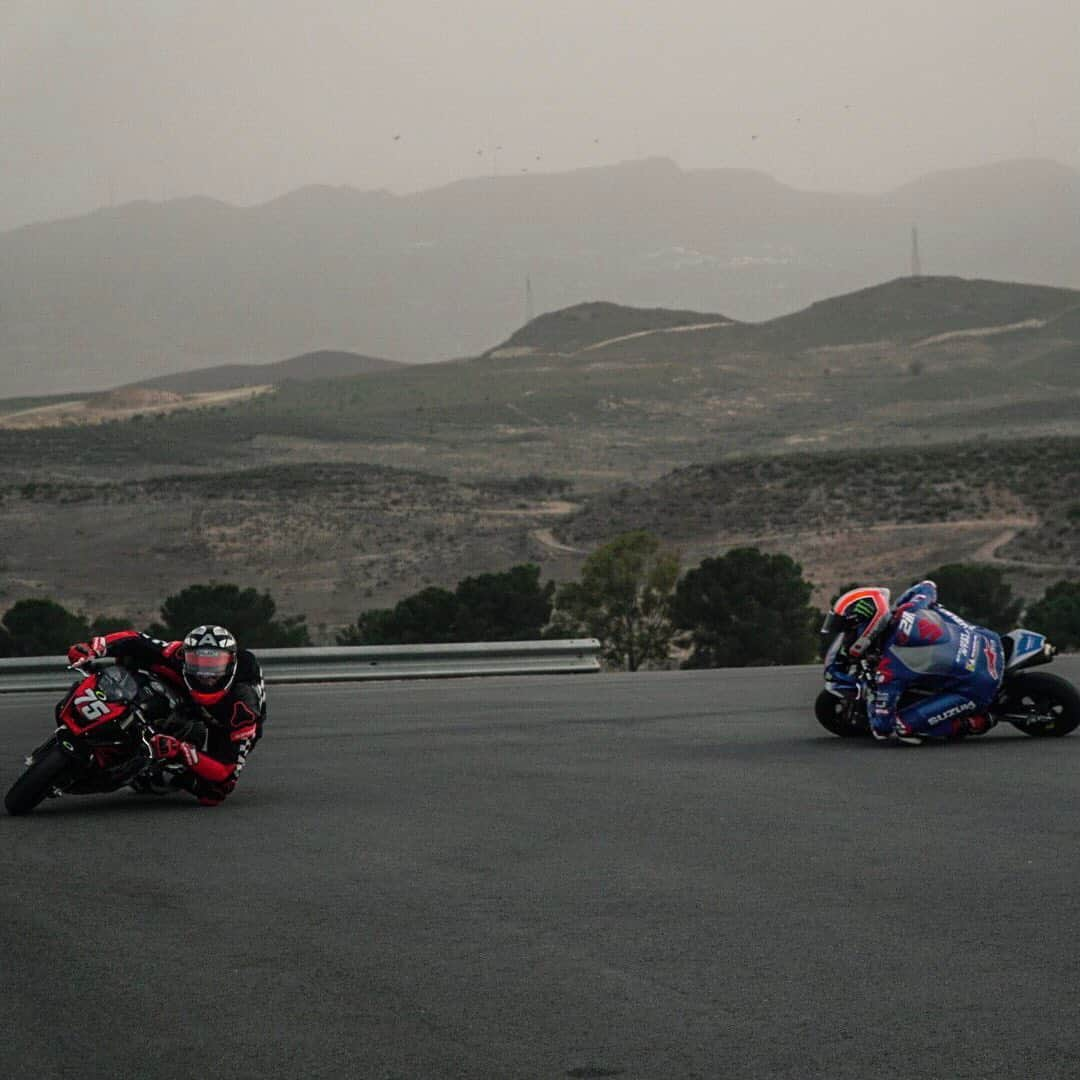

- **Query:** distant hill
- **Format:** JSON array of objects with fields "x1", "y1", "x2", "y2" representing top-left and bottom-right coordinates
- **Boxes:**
[
  {"x1": 749, "y1": 276, "x2": 1080, "y2": 350},
  {"x1": 4, "y1": 274, "x2": 1079, "y2": 479},
  {"x1": 495, "y1": 276, "x2": 1080, "y2": 363},
  {"x1": 486, "y1": 301, "x2": 734, "y2": 356},
  {"x1": 552, "y1": 435, "x2": 1080, "y2": 608},
  {"x1": 131, "y1": 350, "x2": 402, "y2": 393},
  {"x1": 3, "y1": 156, "x2": 1080, "y2": 395}
]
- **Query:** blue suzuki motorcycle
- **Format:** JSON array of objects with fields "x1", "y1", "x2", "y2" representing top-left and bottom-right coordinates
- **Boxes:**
[{"x1": 815, "y1": 629, "x2": 1080, "y2": 739}]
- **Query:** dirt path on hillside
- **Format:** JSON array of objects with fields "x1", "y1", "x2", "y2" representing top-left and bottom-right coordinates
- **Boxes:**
[
  {"x1": 726, "y1": 515, "x2": 1079, "y2": 577},
  {"x1": 576, "y1": 321, "x2": 734, "y2": 354},
  {"x1": 970, "y1": 526, "x2": 1078, "y2": 573},
  {"x1": 912, "y1": 318, "x2": 1047, "y2": 348},
  {"x1": 729, "y1": 516, "x2": 1038, "y2": 548},
  {"x1": 531, "y1": 529, "x2": 587, "y2": 555},
  {"x1": 0, "y1": 384, "x2": 273, "y2": 429}
]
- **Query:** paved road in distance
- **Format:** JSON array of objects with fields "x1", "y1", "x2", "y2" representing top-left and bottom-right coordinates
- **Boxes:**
[{"x1": 2, "y1": 662, "x2": 1080, "y2": 1079}]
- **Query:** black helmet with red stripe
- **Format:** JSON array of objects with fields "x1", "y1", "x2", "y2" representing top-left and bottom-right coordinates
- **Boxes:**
[{"x1": 182, "y1": 625, "x2": 238, "y2": 705}]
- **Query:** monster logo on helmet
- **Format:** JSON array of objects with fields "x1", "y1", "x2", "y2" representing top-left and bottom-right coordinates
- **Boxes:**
[
  {"x1": 832, "y1": 587, "x2": 892, "y2": 658},
  {"x1": 849, "y1": 598, "x2": 879, "y2": 620}
]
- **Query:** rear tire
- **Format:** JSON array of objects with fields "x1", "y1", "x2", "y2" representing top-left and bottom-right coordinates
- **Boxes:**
[
  {"x1": 997, "y1": 671, "x2": 1080, "y2": 738},
  {"x1": 815, "y1": 688, "x2": 870, "y2": 737},
  {"x1": 5, "y1": 742, "x2": 73, "y2": 815}
]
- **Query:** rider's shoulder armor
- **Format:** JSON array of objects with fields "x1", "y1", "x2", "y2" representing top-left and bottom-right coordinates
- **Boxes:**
[{"x1": 235, "y1": 648, "x2": 262, "y2": 683}]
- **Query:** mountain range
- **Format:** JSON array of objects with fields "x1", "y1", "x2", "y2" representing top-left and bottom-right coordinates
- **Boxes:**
[{"x1": 2, "y1": 156, "x2": 1079, "y2": 396}]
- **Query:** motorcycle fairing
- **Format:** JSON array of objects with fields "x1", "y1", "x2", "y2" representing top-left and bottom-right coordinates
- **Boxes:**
[
  {"x1": 58, "y1": 674, "x2": 134, "y2": 735},
  {"x1": 1002, "y1": 629, "x2": 1056, "y2": 673}
]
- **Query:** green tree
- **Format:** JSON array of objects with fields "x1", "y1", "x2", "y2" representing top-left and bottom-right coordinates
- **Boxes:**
[
  {"x1": 671, "y1": 547, "x2": 819, "y2": 668},
  {"x1": 152, "y1": 583, "x2": 310, "y2": 647},
  {"x1": 550, "y1": 531, "x2": 679, "y2": 671},
  {"x1": 339, "y1": 587, "x2": 459, "y2": 645},
  {"x1": 453, "y1": 564, "x2": 554, "y2": 642},
  {"x1": 89, "y1": 614, "x2": 133, "y2": 635},
  {"x1": 2, "y1": 598, "x2": 90, "y2": 657},
  {"x1": 922, "y1": 563, "x2": 1021, "y2": 633},
  {"x1": 1024, "y1": 580, "x2": 1080, "y2": 649},
  {"x1": 338, "y1": 565, "x2": 556, "y2": 645},
  {"x1": 338, "y1": 608, "x2": 400, "y2": 646}
]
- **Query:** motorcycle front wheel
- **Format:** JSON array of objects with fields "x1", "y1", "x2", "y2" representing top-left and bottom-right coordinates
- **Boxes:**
[
  {"x1": 5, "y1": 742, "x2": 75, "y2": 815},
  {"x1": 996, "y1": 671, "x2": 1080, "y2": 738},
  {"x1": 814, "y1": 688, "x2": 870, "y2": 737}
]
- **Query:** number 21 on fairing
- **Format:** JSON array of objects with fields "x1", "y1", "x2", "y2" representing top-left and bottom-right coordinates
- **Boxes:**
[{"x1": 73, "y1": 690, "x2": 111, "y2": 721}]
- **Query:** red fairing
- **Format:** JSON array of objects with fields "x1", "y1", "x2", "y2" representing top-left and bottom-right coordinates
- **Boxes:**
[{"x1": 60, "y1": 675, "x2": 129, "y2": 735}]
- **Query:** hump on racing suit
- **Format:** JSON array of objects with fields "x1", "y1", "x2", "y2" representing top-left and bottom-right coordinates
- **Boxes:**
[{"x1": 870, "y1": 581, "x2": 1005, "y2": 739}]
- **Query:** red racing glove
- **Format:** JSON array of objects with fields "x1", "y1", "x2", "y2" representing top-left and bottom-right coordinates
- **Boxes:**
[
  {"x1": 67, "y1": 641, "x2": 102, "y2": 665},
  {"x1": 149, "y1": 734, "x2": 200, "y2": 768}
]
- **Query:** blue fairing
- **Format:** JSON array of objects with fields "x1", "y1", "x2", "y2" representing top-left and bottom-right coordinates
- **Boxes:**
[{"x1": 1003, "y1": 629, "x2": 1048, "y2": 672}]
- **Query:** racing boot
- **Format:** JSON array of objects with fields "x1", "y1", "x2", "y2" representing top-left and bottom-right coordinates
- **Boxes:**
[
  {"x1": 893, "y1": 717, "x2": 924, "y2": 746},
  {"x1": 129, "y1": 763, "x2": 186, "y2": 796},
  {"x1": 962, "y1": 713, "x2": 996, "y2": 736}
]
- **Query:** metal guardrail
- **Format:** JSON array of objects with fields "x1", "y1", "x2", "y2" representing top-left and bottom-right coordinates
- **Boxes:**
[{"x1": 0, "y1": 639, "x2": 603, "y2": 693}]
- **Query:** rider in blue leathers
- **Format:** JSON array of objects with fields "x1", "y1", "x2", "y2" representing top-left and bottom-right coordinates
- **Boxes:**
[{"x1": 823, "y1": 581, "x2": 1004, "y2": 742}]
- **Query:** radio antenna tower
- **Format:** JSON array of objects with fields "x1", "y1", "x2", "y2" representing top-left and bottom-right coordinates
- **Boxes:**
[
  {"x1": 525, "y1": 275, "x2": 535, "y2": 324},
  {"x1": 910, "y1": 226, "x2": 923, "y2": 278}
]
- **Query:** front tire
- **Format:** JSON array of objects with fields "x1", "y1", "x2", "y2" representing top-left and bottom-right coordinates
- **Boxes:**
[
  {"x1": 996, "y1": 672, "x2": 1080, "y2": 738},
  {"x1": 814, "y1": 688, "x2": 870, "y2": 737},
  {"x1": 5, "y1": 742, "x2": 74, "y2": 815}
]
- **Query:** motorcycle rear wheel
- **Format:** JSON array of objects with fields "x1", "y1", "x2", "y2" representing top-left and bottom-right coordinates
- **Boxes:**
[
  {"x1": 997, "y1": 671, "x2": 1080, "y2": 738},
  {"x1": 814, "y1": 688, "x2": 870, "y2": 737},
  {"x1": 4, "y1": 742, "x2": 74, "y2": 815}
]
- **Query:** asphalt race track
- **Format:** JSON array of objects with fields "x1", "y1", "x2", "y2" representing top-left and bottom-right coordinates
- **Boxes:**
[{"x1": 3, "y1": 662, "x2": 1080, "y2": 1080}]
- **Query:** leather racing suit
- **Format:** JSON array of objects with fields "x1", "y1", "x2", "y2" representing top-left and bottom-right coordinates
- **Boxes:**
[
  {"x1": 829, "y1": 582, "x2": 1004, "y2": 739},
  {"x1": 87, "y1": 631, "x2": 265, "y2": 804}
]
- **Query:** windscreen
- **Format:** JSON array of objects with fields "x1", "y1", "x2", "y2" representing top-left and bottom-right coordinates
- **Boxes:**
[{"x1": 97, "y1": 665, "x2": 141, "y2": 703}]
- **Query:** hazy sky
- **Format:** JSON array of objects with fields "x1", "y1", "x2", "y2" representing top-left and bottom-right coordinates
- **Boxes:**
[{"x1": 3, "y1": 0, "x2": 1078, "y2": 231}]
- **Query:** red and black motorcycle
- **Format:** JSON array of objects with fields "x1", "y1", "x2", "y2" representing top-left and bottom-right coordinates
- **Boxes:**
[{"x1": 5, "y1": 661, "x2": 182, "y2": 815}]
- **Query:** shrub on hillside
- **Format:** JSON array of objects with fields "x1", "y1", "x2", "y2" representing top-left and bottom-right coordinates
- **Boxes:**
[
  {"x1": 1, "y1": 598, "x2": 90, "y2": 657},
  {"x1": 549, "y1": 531, "x2": 679, "y2": 671},
  {"x1": 672, "y1": 548, "x2": 819, "y2": 668},
  {"x1": 339, "y1": 564, "x2": 555, "y2": 646},
  {"x1": 152, "y1": 583, "x2": 310, "y2": 648},
  {"x1": 1024, "y1": 580, "x2": 1080, "y2": 650},
  {"x1": 920, "y1": 564, "x2": 1021, "y2": 633}
]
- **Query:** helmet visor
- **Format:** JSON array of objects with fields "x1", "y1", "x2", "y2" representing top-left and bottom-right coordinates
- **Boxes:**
[{"x1": 184, "y1": 647, "x2": 231, "y2": 687}]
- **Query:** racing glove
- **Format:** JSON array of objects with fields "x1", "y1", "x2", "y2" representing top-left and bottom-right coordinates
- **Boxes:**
[
  {"x1": 67, "y1": 641, "x2": 103, "y2": 665},
  {"x1": 149, "y1": 733, "x2": 200, "y2": 768},
  {"x1": 148, "y1": 733, "x2": 235, "y2": 787}
]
